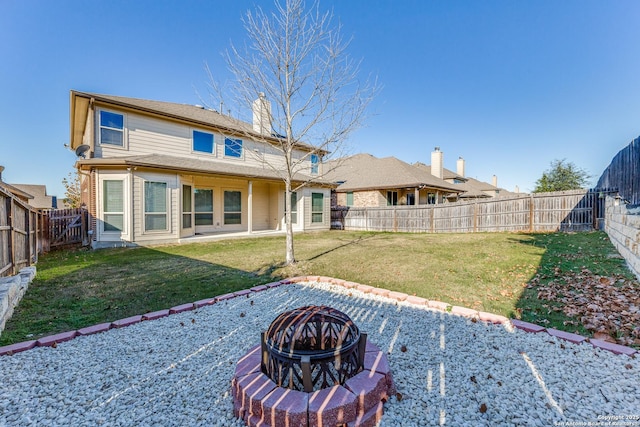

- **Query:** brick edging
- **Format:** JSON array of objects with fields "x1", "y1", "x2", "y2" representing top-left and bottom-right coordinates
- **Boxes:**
[{"x1": 1, "y1": 277, "x2": 637, "y2": 358}]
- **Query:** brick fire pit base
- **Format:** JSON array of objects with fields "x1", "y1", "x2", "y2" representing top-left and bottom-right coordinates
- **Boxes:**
[{"x1": 232, "y1": 341, "x2": 394, "y2": 427}]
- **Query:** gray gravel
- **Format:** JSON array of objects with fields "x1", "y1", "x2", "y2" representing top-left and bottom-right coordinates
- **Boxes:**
[{"x1": 1, "y1": 282, "x2": 639, "y2": 427}]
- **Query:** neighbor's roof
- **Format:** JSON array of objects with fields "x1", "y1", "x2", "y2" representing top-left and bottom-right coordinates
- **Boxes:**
[
  {"x1": 0, "y1": 181, "x2": 33, "y2": 201},
  {"x1": 9, "y1": 184, "x2": 55, "y2": 209},
  {"x1": 413, "y1": 162, "x2": 461, "y2": 181},
  {"x1": 76, "y1": 154, "x2": 335, "y2": 186},
  {"x1": 324, "y1": 153, "x2": 463, "y2": 192},
  {"x1": 69, "y1": 90, "x2": 322, "y2": 154}
]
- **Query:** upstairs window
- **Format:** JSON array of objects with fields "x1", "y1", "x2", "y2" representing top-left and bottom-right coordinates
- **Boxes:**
[
  {"x1": 193, "y1": 130, "x2": 214, "y2": 154},
  {"x1": 310, "y1": 154, "x2": 319, "y2": 175},
  {"x1": 99, "y1": 111, "x2": 124, "y2": 147},
  {"x1": 225, "y1": 138, "x2": 243, "y2": 158}
]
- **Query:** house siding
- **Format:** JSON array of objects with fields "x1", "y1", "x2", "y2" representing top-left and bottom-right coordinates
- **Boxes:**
[
  {"x1": 251, "y1": 181, "x2": 272, "y2": 231},
  {"x1": 78, "y1": 94, "x2": 332, "y2": 248},
  {"x1": 92, "y1": 106, "x2": 315, "y2": 173},
  {"x1": 132, "y1": 171, "x2": 180, "y2": 245},
  {"x1": 303, "y1": 188, "x2": 331, "y2": 230}
]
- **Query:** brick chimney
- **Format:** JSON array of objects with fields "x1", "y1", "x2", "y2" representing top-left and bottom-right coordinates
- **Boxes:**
[
  {"x1": 431, "y1": 147, "x2": 443, "y2": 179},
  {"x1": 456, "y1": 157, "x2": 465, "y2": 177},
  {"x1": 252, "y1": 93, "x2": 271, "y2": 135}
]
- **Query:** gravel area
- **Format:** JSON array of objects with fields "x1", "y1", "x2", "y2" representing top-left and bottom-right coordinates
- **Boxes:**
[{"x1": 1, "y1": 282, "x2": 639, "y2": 427}]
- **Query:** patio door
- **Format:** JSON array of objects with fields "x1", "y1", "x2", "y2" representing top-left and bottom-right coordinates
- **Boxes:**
[
  {"x1": 195, "y1": 188, "x2": 215, "y2": 234},
  {"x1": 181, "y1": 184, "x2": 193, "y2": 237}
]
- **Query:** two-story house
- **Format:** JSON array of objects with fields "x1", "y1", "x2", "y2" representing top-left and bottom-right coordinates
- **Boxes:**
[{"x1": 69, "y1": 91, "x2": 333, "y2": 248}]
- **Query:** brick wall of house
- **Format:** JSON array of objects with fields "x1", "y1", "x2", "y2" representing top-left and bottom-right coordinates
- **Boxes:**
[{"x1": 334, "y1": 190, "x2": 386, "y2": 208}]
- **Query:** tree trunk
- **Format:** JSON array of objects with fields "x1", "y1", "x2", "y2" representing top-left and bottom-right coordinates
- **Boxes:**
[{"x1": 285, "y1": 179, "x2": 295, "y2": 265}]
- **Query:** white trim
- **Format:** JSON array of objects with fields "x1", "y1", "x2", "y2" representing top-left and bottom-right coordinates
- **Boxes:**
[
  {"x1": 142, "y1": 179, "x2": 171, "y2": 234},
  {"x1": 223, "y1": 137, "x2": 244, "y2": 160},
  {"x1": 97, "y1": 108, "x2": 127, "y2": 150},
  {"x1": 222, "y1": 188, "x2": 243, "y2": 228},
  {"x1": 191, "y1": 128, "x2": 216, "y2": 156},
  {"x1": 97, "y1": 171, "x2": 130, "y2": 242},
  {"x1": 180, "y1": 179, "x2": 194, "y2": 238}
]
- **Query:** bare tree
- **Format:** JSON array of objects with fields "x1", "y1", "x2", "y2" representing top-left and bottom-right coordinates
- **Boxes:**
[{"x1": 206, "y1": 0, "x2": 377, "y2": 265}]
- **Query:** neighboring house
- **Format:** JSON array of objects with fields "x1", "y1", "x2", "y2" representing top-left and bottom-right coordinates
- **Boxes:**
[
  {"x1": 69, "y1": 90, "x2": 333, "y2": 248},
  {"x1": 325, "y1": 153, "x2": 463, "y2": 207},
  {"x1": 9, "y1": 184, "x2": 57, "y2": 210},
  {"x1": 413, "y1": 147, "x2": 515, "y2": 200},
  {"x1": 327, "y1": 147, "x2": 519, "y2": 208},
  {"x1": 0, "y1": 166, "x2": 40, "y2": 207}
]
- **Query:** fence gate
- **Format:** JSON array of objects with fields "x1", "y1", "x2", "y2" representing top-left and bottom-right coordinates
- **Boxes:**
[{"x1": 42, "y1": 208, "x2": 89, "y2": 251}]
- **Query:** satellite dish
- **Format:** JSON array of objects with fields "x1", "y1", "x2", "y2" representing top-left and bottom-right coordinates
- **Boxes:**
[{"x1": 75, "y1": 145, "x2": 90, "y2": 158}]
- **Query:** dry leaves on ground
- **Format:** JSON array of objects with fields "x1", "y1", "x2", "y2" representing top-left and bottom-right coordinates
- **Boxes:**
[{"x1": 531, "y1": 269, "x2": 640, "y2": 347}]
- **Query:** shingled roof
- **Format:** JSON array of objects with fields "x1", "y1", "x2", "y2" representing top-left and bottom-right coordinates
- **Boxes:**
[
  {"x1": 9, "y1": 184, "x2": 55, "y2": 209},
  {"x1": 70, "y1": 91, "x2": 320, "y2": 153},
  {"x1": 325, "y1": 154, "x2": 462, "y2": 192},
  {"x1": 77, "y1": 153, "x2": 334, "y2": 185}
]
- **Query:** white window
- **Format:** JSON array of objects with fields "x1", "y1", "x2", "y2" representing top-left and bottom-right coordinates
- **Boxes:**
[
  {"x1": 193, "y1": 130, "x2": 214, "y2": 154},
  {"x1": 144, "y1": 181, "x2": 168, "y2": 231},
  {"x1": 224, "y1": 190, "x2": 242, "y2": 224},
  {"x1": 103, "y1": 180, "x2": 124, "y2": 232},
  {"x1": 182, "y1": 185, "x2": 192, "y2": 229},
  {"x1": 346, "y1": 192, "x2": 354, "y2": 207},
  {"x1": 99, "y1": 111, "x2": 124, "y2": 147},
  {"x1": 285, "y1": 192, "x2": 298, "y2": 224},
  {"x1": 387, "y1": 191, "x2": 398, "y2": 206},
  {"x1": 224, "y1": 138, "x2": 243, "y2": 158},
  {"x1": 311, "y1": 192, "x2": 323, "y2": 223},
  {"x1": 195, "y1": 189, "x2": 213, "y2": 226},
  {"x1": 310, "y1": 154, "x2": 319, "y2": 175}
]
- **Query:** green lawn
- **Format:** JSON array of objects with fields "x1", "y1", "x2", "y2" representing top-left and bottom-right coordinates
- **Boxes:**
[{"x1": 1, "y1": 230, "x2": 636, "y2": 347}]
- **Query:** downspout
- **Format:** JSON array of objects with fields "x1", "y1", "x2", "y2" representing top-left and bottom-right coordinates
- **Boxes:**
[{"x1": 127, "y1": 167, "x2": 135, "y2": 242}]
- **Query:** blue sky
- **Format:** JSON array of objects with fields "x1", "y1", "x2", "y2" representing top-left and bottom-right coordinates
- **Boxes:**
[{"x1": 1, "y1": 0, "x2": 639, "y2": 198}]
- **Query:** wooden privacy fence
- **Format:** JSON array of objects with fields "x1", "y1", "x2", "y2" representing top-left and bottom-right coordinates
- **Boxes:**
[
  {"x1": 40, "y1": 208, "x2": 89, "y2": 252},
  {"x1": 596, "y1": 136, "x2": 639, "y2": 205},
  {"x1": 0, "y1": 187, "x2": 39, "y2": 277},
  {"x1": 332, "y1": 189, "x2": 605, "y2": 233}
]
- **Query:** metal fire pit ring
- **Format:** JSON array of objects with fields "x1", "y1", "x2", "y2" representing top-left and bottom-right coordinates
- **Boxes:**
[{"x1": 261, "y1": 305, "x2": 367, "y2": 392}]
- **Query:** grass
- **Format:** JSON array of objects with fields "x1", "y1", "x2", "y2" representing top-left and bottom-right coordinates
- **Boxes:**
[{"x1": 1, "y1": 230, "x2": 635, "y2": 346}]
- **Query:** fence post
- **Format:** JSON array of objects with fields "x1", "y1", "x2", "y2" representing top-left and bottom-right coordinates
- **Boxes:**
[
  {"x1": 430, "y1": 206, "x2": 434, "y2": 233},
  {"x1": 473, "y1": 203, "x2": 478, "y2": 233},
  {"x1": 529, "y1": 194, "x2": 534, "y2": 232},
  {"x1": 9, "y1": 198, "x2": 15, "y2": 276},
  {"x1": 393, "y1": 208, "x2": 397, "y2": 232}
]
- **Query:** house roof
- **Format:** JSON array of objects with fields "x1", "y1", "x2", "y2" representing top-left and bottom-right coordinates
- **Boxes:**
[
  {"x1": 70, "y1": 90, "x2": 322, "y2": 154},
  {"x1": 0, "y1": 181, "x2": 34, "y2": 202},
  {"x1": 414, "y1": 162, "x2": 461, "y2": 181},
  {"x1": 324, "y1": 153, "x2": 463, "y2": 193},
  {"x1": 76, "y1": 154, "x2": 335, "y2": 186},
  {"x1": 9, "y1": 184, "x2": 55, "y2": 209}
]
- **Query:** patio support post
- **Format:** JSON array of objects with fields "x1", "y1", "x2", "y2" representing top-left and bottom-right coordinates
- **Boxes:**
[
  {"x1": 414, "y1": 188, "x2": 419, "y2": 205},
  {"x1": 248, "y1": 180, "x2": 253, "y2": 234}
]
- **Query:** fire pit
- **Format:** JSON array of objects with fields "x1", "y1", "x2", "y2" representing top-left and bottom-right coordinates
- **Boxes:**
[
  {"x1": 232, "y1": 305, "x2": 394, "y2": 427},
  {"x1": 261, "y1": 305, "x2": 367, "y2": 392}
]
